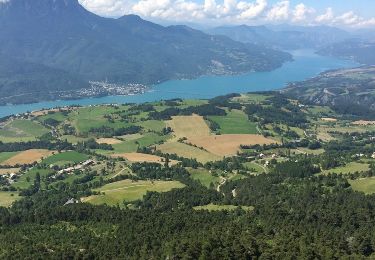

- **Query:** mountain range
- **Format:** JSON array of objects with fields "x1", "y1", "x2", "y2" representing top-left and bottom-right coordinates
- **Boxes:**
[
  {"x1": 208, "y1": 24, "x2": 351, "y2": 50},
  {"x1": 0, "y1": 0, "x2": 292, "y2": 104}
]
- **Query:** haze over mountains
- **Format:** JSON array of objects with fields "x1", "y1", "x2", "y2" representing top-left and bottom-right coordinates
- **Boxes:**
[
  {"x1": 208, "y1": 24, "x2": 352, "y2": 50},
  {"x1": 0, "y1": 0, "x2": 292, "y2": 104}
]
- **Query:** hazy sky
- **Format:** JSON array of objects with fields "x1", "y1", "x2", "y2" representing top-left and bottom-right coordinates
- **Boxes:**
[{"x1": 79, "y1": 0, "x2": 375, "y2": 28}]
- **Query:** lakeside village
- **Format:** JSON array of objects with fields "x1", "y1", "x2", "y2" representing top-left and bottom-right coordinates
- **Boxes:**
[{"x1": 49, "y1": 81, "x2": 149, "y2": 101}]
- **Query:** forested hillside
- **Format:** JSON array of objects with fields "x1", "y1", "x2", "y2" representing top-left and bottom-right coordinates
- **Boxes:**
[
  {"x1": 283, "y1": 66, "x2": 375, "y2": 119},
  {"x1": 0, "y1": 0, "x2": 291, "y2": 104},
  {"x1": 1, "y1": 93, "x2": 375, "y2": 257},
  {"x1": 318, "y1": 39, "x2": 375, "y2": 65}
]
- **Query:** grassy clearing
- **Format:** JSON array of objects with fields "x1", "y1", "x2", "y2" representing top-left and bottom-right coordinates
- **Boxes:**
[
  {"x1": 208, "y1": 110, "x2": 257, "y2": 134},
  {"x1": 38, "y1": 112, "x2": 67, "y2": 122},
  {"x1": 307, "y1": 106, "x2": 335, "y2": 116},
  {"x1": 349, "y1": 177, "x2": 375, "y2": 194},
  {"x1": 109, "y1": 133, "x2": 170, "y2": 154},
  {"x1": 232, "y1": 94, "x2": 269, "y2": 103},
  {"x1": 167, "y1": 115, "x2": 211, "y2": 138},
  {"x1": 135, "y1": 120, "x2": 166, "y2": 132},
  {"x1": 180, "y1": 99, "x2": 208, "y2": 107},
  {"x1": 323, "y1": 162, "x2": 370, "y2": 175},
  {"x1": 69, "y1": 106, "x2": 129, "y2": 133},
  {"x1": 42, "y1": 151, "x2": 89, "y2": 166},
  {"x1": 0, "y1": 119, "x2": 49, "y2": 142},
  {"x1": 157, "y1": 141, "x2": 221, "y2": 163},
  {"x1": 0, "y1": 192, "x2": 20, "y2": 207},
  {"x1": 188, "y1": 168, "x2": 220, "y2": 187},
  {"x1": 96, "y1": 138, "x2": 122, "y2": 145},
  {"x1": 12, "y1": 168, "x2": 54, "y2": 189},
  {"x1": 243, "y1": 162, "x2": 266, "y2": 174},
  {"x1": 292, "y1": 148, "x2": 325, "y2": 155},
  {"x1": 193, "y1": 204, "x2": 254, "y2": 212},
  {"x1": 82, "y1": 179, "x2": 185, "y2": 206},
  {"x1": 60, "y1": 135, "x2": 90, "y2": 144}
]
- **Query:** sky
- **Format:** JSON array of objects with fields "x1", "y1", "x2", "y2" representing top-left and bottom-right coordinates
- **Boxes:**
[{"x1": 78, "y1": 0, "x2": 375, "y2": 28}]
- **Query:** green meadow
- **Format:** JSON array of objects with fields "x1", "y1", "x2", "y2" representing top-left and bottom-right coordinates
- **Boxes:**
[
  {"x1": 0, "y1": 119, "x2": 49, "y2": 142},
  {"x1": 208, "y1": 110, "x2": 258, "y2": 134},
  {"x1": 42, "y1": 151, "x2": 89, "y2": 166},
  {"x1": 349, "y1": 177, "x2": 375, "y2": 195},
  {"x1": 83, "y1": 180, "x2": 185, "y2": 207}
]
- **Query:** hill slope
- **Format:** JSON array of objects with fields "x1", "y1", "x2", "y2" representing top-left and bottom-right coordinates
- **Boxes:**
[
  {"x1": 0, "y1": 0, "x2": 291, "y2": 104},
  {"x1": 283, "y1": 66, "x2": 375, "y2": 118},
  {"x1": 208, "y1": 25, "x2": 350, "y2": 50},
  {"x1": 318, "y1": 39, "x2": 375, "y2": 65}
]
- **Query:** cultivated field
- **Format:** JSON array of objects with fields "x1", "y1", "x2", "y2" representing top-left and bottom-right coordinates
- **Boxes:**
[
  {"x1": 167, "y1": 115, "x2": 210, "y2": 138},
  {"x1": 0, "y1": 152, "x2": 19, "y2": 164},
  {"x1": 157, "y1": 141, "x2": 221, "y2": 163},
  {"x1": 208, "y1": 110, "x2": 258, "y2": 134},
  {"x1": 96, "y1": 138, "x2": 122, "y2": 145},
  {"x1": 82, "y1": 179, "x2": 185, "y2": 206},
  {"x1": 111, "y1": 153, "x2": 178, "y2": 165},
  {"x1": 188, "y1": 134, "x2": 277, "y2": 156},
  {"x1": 2, "y1": 149, "x2": 54, "y2": 166},
  {"x1": 0, "y1": 168, "x2": 20, "y2": 175}
]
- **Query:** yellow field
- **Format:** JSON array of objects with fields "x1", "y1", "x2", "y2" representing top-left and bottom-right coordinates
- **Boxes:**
[
  {"x1": 352, "y1": 120, "x2": 375, "y2": 126},
  {"x1": 167, "y1": 115, "x2": 211, "y2": 138},
  {"x1": 96, "y1": 138, "x2": 122, "y2": 144},
  {"x1": 321, "y1": 117, "x2": 337, "y2": 122},
  {"x1": 2, "y1": 149, "x2": 54, "y2": 166},
  {"x1": 157, "y1": 141, "x2": 221, "y2": 163},
  {"x1": 111, "y1": 152, "x2": 178, "y2": 165},
  {"x1": 0, "y1": 168, "x2": 20, "y2": 175},
  {"x1": 188, "y1": 134, "x2": 277, "y2": 156}
]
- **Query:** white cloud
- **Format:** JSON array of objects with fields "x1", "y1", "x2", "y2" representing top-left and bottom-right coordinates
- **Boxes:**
[
  {"x1": 130, "y1": 0, "x2": 268, "y2": 22},
  {"x1": 78, "y1": 0, "x2": 375, "y2": 28},
  {"x1": 237, "y1": 0, "x2": 267, "y2": 20},
  {"x1": 266, "y1": 1, "x2": 289, "y2": 21},
  {"x1": 292, "y1": 3, "x2": 314, "y2": 22},
  {"x1": 315, "y1": 7, "x2": 333, "y2": 23},
  {"x1": 79, "y1": 0, "x2": 131, "y2": 17}
]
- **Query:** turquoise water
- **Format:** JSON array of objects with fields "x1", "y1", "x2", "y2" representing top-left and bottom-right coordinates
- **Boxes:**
[{"x1": 0, "y1": 49, "x2": 357, "y2": 118}]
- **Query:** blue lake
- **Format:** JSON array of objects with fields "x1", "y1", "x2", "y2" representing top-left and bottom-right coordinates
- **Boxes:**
[{"x1": 0, "y1": 49, "x2": 358, "y2": 118}]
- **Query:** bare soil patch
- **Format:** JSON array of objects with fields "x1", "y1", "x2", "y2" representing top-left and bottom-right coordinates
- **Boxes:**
[
  {"x1": 96, "y1": 138, "x2": 122, "y2": 145},
  {"x1": 3, "y1": 149, "x2": 54, "y2": 166},
  {"x1": 111, "y1": 153, "x2": 178, "y2": 165},
  {"x1": 0, "y1": 168, "x2": 20, "y2": 175},
  {"x1": 187, "y1": 134, "x2": 277, "y2": 156},
  {"x1": 352, "y1": 120, "x2": 375, "y2": 126},
  {"x1": 321, "y1": 117, "x2": 337, "y2": 122}
]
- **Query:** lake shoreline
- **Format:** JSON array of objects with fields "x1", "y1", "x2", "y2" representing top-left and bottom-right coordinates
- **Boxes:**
[{"x1": 0, "y1": 49, "x2": 358, "y2": 118}]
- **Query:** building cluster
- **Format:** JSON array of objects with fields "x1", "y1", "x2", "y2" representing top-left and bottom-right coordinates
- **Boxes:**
[{"x1": 56, "y1": 159, "x2": 95, "y2": 175}]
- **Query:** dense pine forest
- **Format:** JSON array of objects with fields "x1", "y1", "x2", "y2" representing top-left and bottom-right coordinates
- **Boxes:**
[{"x1": 1, "y1": 92, "x2": 375, "y2": 258}]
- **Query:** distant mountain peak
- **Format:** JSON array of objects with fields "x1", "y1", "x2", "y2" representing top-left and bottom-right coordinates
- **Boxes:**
[{"x1": 0, "y1": 0, "x2": 84, "y2": 14}]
